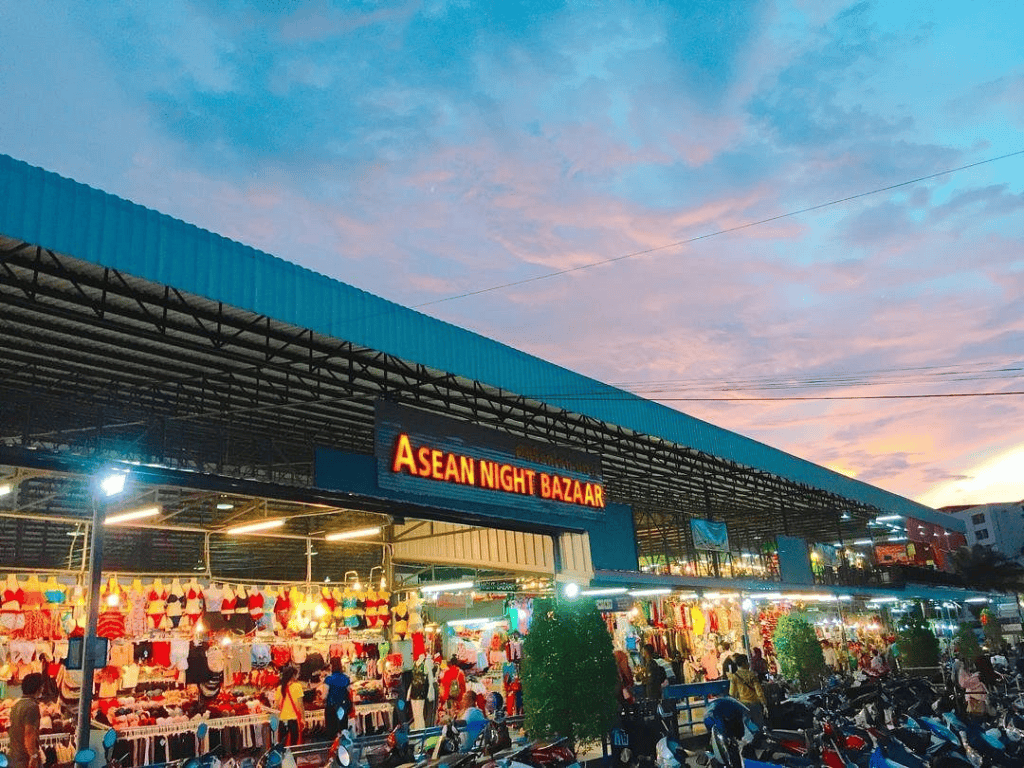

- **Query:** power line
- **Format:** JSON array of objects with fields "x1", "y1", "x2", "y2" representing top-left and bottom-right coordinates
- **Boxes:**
[
  {"x1": 537, "y1": 390, "x2": 1024, "y2": 403},
  {"x1": 412, "y1": 148, "x2": 1024, "y2": 308}
]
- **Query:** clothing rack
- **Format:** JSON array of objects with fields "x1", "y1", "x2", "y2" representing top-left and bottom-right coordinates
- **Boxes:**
[
  {"x1": 112, "y1": 713, "x2": 268, "y2": 740},
  {"x1": 0, "y1": 730, "x2": 77, "y2": 750}
]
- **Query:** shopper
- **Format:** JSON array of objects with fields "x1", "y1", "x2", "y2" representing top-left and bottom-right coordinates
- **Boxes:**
[
  {"x1": 613, "y1": 649, "x2": 634, "y2": 704},
  {"x1": 277, "y1": 665, "x2": 305, "y2": 746},
  {"x1": 458, "y1": 691, "x2": 487, "y2": 750},
  {"x1": 749, "y1": 647, "x2": 768, "y2": 680},
  {"x1": 10, "y1": 672, "x2": 44, "y2": 768},
  {"x1": 322, "y1": 658, "x2": 352, "y2": 739},
  {"x1": 641, "y1": 643, "x2": 666, "y2": 700},
  {"x1": 719, "y1": 641, "x2": 738, "y2": 677},
  {"x1": 727, "y1": 655, "x2": 767, "y2": 728},
  {"x1": 438, "y1": 656, "x2": 466, "y2": 722}
]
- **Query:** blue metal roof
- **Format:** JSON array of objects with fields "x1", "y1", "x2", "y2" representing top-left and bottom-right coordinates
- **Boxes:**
[{"x1": 0, "y1": 154, "x2": 963, "y2": 532}]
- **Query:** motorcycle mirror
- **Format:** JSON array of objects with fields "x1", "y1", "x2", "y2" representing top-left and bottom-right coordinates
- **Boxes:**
[
  {"x1": 397, "y1": 699, "x2": 406, "y2": 711},
  {"x1": 103, "y1": 729, "x2": 118, "y2": 750},
  {"x1": 74, "y1": 749, "x2": 97, "y2": 766},
  {"x1": 336, "y1": 745, "x2": 351, "y2": 767},
  {"x1": 269, "y1": 715, "x2": 280, "y2": 732},
  {"x1": 337, "y1": 706, "x2": 347, "y2": 721},
  {"x1": 0, "y1": 754, "x2": 8, "y2": 768},
  {"x1": 197, "y1": 722, "x2": 209, "y2": 741}
]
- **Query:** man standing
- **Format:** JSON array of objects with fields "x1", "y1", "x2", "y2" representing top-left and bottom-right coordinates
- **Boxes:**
[
  {"x1": 641, "y1": 643, "x2": 666, "y2": 700},
  {"x1": 10, "y1": 672, "x2": 44, "y2": 768}
]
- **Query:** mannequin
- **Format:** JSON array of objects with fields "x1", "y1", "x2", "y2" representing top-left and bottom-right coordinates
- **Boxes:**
[
  {"x1": 43, "y1": 575, "x2": 65, "y2": 605},
  {"x1": 423, "y1": 654, "x2": 437, "y2": 728},
  {"x1": 125, "y1": 579, "x2": 147, "y2": 636},
  {"x1": 147, "y1": 578, "x2": 166, "y2": 630},
  {"x1": 408, "y1": 654, "x2": 428, "y2": 730},
  {"x1": 184, "y1": 578, "x2": 203, "y2": 629},
  {"x1": 166, "y1": 578, "x2": 185, "y2": 627}
]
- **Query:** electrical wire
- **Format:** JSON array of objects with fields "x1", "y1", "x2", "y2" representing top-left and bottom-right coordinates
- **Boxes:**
[{"x1": 412, "y1": 148, "x2": 1024, "y2": 308}]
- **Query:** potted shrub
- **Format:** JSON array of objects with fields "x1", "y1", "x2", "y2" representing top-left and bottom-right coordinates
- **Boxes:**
[
  {"x1": 521, "y1": 598, "x2": 619, "y2": 749},
  {"x1": 772, "y1": 614, "x2": 826, "y2": 692}
]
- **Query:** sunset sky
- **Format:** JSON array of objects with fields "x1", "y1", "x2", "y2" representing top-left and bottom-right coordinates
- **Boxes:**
[{"x1": 2, "y1": 1, "x2": 1022, "y2": 509}]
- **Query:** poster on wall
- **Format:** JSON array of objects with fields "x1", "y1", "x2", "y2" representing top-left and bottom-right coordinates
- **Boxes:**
[{"x1": 690, "y1": 519, "x2": 729, "y2": 552}]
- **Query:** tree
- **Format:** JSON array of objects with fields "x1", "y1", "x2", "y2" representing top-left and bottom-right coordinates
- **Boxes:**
[
  {"x1": 980, "y1": 608, "x2": 1005, "y2": 650},
  {"x1": 953, "y1": 622, "x2": 982, "y2": 663},
  {"x1": 951, "y1": 544, "x2": 1024, "y2": 592},
  {"x1": 521, "y1": 598, "x2": 619, "y2": 748},
  {"x1": 895, "y1": 605, "x2": 939, "y2": 668},
  {"x1": 772, "y1": 614, "x2": 826, "y2": 692}
]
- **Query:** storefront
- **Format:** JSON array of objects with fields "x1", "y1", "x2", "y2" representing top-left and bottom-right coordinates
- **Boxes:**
[{"x1": 0, "y1": 154, "x2": 977, "y2": 763}]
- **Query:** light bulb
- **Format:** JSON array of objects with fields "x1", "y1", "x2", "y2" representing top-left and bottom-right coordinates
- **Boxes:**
[
  {"x1": 106, "y1": 593, "x2": 120, "y2": 607},
  {"x1": 353, "y1": 581, "x2": 361, "y2": 591},
  {"x1": 380, "y1": 577, "x2": 387, "y2": 589}
]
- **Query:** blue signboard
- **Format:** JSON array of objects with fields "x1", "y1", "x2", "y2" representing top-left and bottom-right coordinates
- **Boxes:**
[{"x1": 375, "y1": 400, "x2": 606, "y2": 521}]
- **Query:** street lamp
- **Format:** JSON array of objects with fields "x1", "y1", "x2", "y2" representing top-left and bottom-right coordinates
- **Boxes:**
[{"x1": 76, "y1": 467, "x2": 130, "y2": 755}]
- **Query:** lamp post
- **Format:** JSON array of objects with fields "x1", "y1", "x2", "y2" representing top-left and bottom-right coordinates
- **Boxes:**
[{"x1": 76, "y1": 470, "x2": 126, "y2": 754}]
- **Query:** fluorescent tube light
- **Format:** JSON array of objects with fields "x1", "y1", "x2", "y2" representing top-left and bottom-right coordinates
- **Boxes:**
[
  {"x1": 449, "y1": 617, "x2": 502, "y2": 628},
  {"x1": 965, "y1": 597, "x2": 989, "y2": 603},
  {"x1": 226, "y1": 519, "x2": 285, "y2": 535},
  {"x1": 105, "y1": 506, "x2": 160, "y2": 525},
  {"x1": 580, "y1": 587, "x2": 628, "y2": 596},
  {"x1": 325, "y1": 526, "x2": 382, "y2": 541},
  {"x1": 876, "y1": 515, "x2": 903, "y2": 522},
  {"x1": 627, "y1": 588, "x2": 671, "y2": 597},
  {"x1": 0, "y1": 483, "x2": 11, "y2": 496},
  {"x1": 420, "y1": 580, "x2": 474, "y2": 593},
  {"x1": 216, "y1": 503, "x2": 234, "y2": 510}
]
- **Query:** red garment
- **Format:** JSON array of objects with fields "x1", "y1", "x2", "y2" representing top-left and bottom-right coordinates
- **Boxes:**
[
  {"x1": 152, "y1": 641, "x2": 172, "y2": 668},
  {"x1": 271, "y1": 645, "x2": 291, "y2": 668},
  {"x1": 412, "y1": 632, "x2": 426, "y2": 661},
  {"x1": 97, "y1": 611, "x2": 126, "y2": 640}
]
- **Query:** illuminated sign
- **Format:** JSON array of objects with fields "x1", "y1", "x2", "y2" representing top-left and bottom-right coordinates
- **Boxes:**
[
  {"x1": 374, "y1": 401, "x2": 606, "y2": 519},
  {"x1": 390, "y1": 433, "x2": 605, "y2": 509}
]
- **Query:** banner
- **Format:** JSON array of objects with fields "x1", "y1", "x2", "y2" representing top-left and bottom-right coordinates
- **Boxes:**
[
  {"x1": 690, "y1": 519, "x2": 729, "y2": 552},
  {"x1": 811, "y1": 543, "x2": 839, "y2": 567}
]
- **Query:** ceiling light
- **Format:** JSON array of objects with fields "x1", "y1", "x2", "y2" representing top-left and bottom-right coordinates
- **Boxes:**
[
  {"x1": 216, "y1": 503, "x2": 234, "y2": 510},
  {"x1": 0, "y1": 483, "x2": 11, "y2": 497},
  {"x1": 419, "y1": 580, "x2": 474, "y2": 593},
  {"x1": 580, "y1": 587, "x2": 628, "y2": 596},
  {"x1": 563, "y1": 582, "x2": 580, "y2": 599},
  {"x1": 876, "y1": 515, "x2": 903, "y2": 522},
  {"x1": 325, "y1": 526, "x2": 381, "y2": 541},
  {"x1": 226, "y1": 519, "x2": 285, "y2": 535},
  {"x1": 851, "y1": 539, "x2": 873, "y2": 545},
  {"x1": 105, "y1": 506, "x2": 160, "y2": 525},
  {"x1": 628, "y1": 588, "x2": 671, "y2": 597}
]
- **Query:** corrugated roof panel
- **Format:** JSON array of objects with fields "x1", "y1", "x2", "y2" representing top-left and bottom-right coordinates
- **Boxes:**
[{"x1": 0, "y1": 154, "x2": 963, "y2": 531}]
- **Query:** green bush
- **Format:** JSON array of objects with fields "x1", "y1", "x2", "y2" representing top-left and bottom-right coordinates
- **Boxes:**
[
  {"x1": 980, "y1": 608, "x2": 1004, "y2": 650},
  {"x1": 953, "y1": 622, "x2": 982, "y2": 662},
  {"x1": 895, "y1": 606, "x2": 939, "y2": 668},
  {"x1": 772, "y1": 614, "x2": 826, "y2": 692},
  {"x1": 521, "y1": 598, "x2": 619, "y2": 748}
]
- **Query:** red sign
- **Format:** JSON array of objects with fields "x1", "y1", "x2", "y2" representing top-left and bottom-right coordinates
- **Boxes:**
[{"x1": 391, "y1": 433, "x2": 606, "y2": 509}]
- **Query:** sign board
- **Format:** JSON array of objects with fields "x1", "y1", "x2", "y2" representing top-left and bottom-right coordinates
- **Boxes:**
[
  {"x1": 376, "y1": 401, "x2": 606, "y2": 519},
  {"x1": 690, "y1": 519, "x2": 729, "y2": 552}
]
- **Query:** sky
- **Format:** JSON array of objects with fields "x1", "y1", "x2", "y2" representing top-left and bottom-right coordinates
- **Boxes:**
[{"x1": 1, "y1": 0, "x2": 1023, "y2": 509}]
